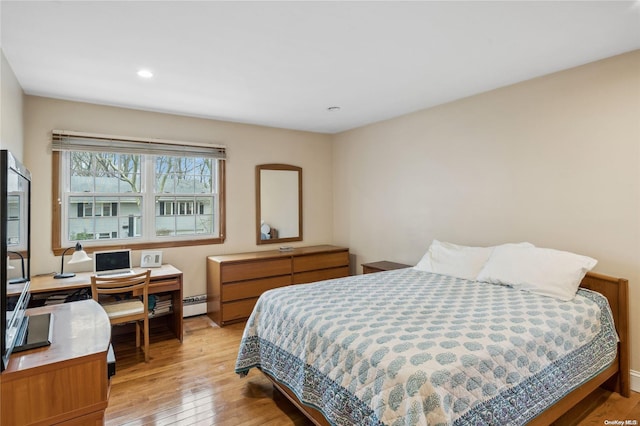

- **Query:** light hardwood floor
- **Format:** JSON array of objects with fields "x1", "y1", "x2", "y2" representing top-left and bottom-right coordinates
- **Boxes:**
[{"x1": 105, "y1": 315, "x2": 640, "y2": 426}]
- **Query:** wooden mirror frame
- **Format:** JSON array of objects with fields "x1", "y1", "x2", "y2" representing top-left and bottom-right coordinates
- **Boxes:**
[{"x1": 255, "y1": 164, "x2": 303, "y2": 245}]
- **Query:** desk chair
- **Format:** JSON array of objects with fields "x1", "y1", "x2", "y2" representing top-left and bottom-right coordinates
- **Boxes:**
[{"x1": 91, "y1": 270, "x2": 151, "y2": 362}]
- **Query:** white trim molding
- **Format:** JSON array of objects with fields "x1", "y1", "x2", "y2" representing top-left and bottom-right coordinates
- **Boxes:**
[{"x1": 631, "y1": 369, "x2": 640, "y2": 393}]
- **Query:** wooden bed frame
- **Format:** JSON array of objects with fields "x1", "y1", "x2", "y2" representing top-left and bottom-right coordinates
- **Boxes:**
[{"x1": 261, "y1": 271, "x2": 630, "y2": 426}]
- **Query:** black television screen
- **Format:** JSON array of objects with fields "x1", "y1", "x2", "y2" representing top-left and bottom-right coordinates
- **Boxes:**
[{"x1": 1, "y1": 150, "x2": 31, "y2": 371}]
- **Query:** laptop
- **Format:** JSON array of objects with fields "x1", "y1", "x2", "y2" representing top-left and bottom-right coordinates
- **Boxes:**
[{"x1": 93, "y1": 249, "x2": 134, "y2": 277}]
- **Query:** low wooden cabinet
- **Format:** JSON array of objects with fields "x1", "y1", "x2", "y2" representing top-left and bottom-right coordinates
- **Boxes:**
[
  {"x1": 207, "y1": 245, "x2": 349, "y2": 326},
  {"x1": 0, "y1": 300, "x2": 111, "y2": 425}
]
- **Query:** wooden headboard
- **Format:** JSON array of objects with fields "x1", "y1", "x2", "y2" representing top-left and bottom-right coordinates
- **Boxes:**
[{"x1": 580, "y1": 271, "x2": 630, "y2": 397}]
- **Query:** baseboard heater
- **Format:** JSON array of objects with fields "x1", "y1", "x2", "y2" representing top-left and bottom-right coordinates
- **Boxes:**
[{"x1": 183, "y1": 294, "x2": 207, "y2": 317}]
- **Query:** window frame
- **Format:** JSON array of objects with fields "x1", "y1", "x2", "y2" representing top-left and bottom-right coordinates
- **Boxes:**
[{"x1": 52, "y1": 150, "x2": 226, "y2": 255}]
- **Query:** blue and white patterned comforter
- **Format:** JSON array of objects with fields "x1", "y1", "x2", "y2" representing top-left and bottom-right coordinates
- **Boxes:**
[{"x1": 235, "y1": 268, "x2": 618, "y2": 425}]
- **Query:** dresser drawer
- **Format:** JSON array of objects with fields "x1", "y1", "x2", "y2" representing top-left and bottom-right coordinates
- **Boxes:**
[
  {"x1": 222, "y1": 298, "x2": 259, "y2": 323},
  {"x1": 221, "y1": 258, "x2": 291, "y2": 282},
  {"x1": 293, "y1": 266, "x2": 350, "y2": 284},
  {"x1": 293, "y1": 251, "x2": 349, "y2": 273},
  {"x1": 222, "y1": 275, "x2": 291, "y2": 302}
]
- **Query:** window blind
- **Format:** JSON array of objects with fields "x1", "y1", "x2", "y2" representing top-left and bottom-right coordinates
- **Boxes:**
[{"x1": 51, "y1": 130, "x2": 226, "y2": 159}]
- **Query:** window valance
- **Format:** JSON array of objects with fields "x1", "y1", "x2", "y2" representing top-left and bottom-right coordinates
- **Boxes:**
[{"x1": 51, "y1": 130, "x2": 226, "y2": 159}]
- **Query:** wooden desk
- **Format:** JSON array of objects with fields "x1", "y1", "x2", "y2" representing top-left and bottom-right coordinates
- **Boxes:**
[
  {"x1": 1, "y1": 300, "x2": 111, "y2": 425},
  {"x1": 12, "y1": 264, "x2": 184, "y2": 342}
]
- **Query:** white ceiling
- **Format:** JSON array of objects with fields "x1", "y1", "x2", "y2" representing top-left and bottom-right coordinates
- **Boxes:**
[{"x1": 1, "y1": 1, "x2": 639, "y2": 134}]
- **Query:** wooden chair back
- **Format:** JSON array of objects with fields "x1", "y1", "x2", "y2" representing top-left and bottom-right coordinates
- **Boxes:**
[
  {"x1": 90, "y1": 270, "x2": 151, "y2": 322},
  {"x1": 90, "y1": 270, "x2": 152, "y2": 362}
]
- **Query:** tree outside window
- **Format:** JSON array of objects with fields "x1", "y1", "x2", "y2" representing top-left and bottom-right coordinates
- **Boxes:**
[{"x1": 63, "y1": 151, "x2": 219, "y2": 245}]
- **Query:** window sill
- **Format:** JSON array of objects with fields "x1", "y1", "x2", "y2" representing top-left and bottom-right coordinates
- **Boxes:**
[{"x1": 52, "y1": 237, "x2": 225, "y2": 256}]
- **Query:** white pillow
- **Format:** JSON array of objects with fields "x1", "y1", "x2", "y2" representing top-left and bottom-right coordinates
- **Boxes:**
[
  {"x1": 414, "y1": 240, "x2": 534, "y2": 280},
  {"x1": 476, "y1": 245, "x2": 597, "y2": 301}
]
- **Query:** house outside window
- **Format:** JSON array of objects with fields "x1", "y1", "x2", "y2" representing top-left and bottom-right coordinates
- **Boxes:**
[{"x1": 6, "y1": 194, "x2": 22, "y2": 247}]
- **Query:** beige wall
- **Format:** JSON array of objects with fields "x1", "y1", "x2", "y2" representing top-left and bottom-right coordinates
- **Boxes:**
[
  {"x1": 0, "y1": 50, "x2": 24, "y2": 158},
  {"x1": 13, "y1": 48, "x2": 640, "y2": 377},
  {"x1": 23, "y1": 96, "x2": 334, "y2": 297},
  {"x1": 333, "y1": 50, "x2": 640, "y2": 371}
]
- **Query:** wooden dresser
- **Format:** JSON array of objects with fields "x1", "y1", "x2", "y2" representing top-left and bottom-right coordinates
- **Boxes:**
[{"x1": 207, "y1": 245, "x2": 349, "y2": 326}]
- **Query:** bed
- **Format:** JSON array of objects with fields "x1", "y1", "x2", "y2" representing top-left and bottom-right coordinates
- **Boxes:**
[{"x1": 235, "y1": 257, "x2": 629, "y2": 425}]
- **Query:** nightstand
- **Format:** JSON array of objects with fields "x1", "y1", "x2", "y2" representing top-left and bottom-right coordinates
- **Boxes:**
[{"x1": 362, "y1": 261, "x2": 411, "y2": 274}]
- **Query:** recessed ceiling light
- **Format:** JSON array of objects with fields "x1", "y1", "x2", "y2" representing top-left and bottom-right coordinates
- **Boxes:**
[
  {"x1": 137, "y1": 69, "x2": 154, "y2": 78},
  {"x1": 327, "y1": 106, "x2": 341, "y2": 112}
]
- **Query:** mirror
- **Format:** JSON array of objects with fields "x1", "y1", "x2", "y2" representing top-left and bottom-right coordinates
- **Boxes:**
[{"x1": 256, "y1": 164, "x2": 302, "y2": 245}]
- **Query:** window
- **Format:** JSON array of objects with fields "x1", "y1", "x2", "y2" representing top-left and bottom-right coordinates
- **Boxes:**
[{"x1": 52, "y1": 131, "x2": 225, "y2": 254}]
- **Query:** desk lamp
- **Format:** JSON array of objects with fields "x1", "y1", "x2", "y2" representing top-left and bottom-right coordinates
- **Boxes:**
[
  {"x1": 7, "y1": 251, "x2": 28, "y2": 284},
  {"x1": 54, "y1": 242, "x2": 92, "y2": 279}
]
